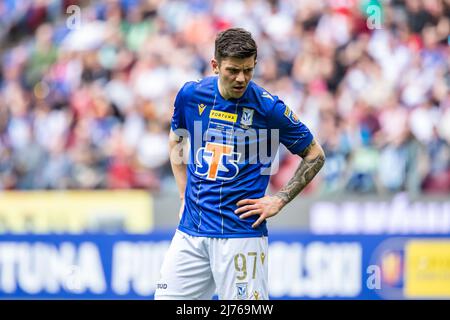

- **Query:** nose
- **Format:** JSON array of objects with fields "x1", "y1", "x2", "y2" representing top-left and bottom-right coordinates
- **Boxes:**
[{"x1": 236, "y1": 71, "x2": 245, "y2": 83}]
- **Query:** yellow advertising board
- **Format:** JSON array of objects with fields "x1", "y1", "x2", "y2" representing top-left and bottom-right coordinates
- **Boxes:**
[
  {"x1": 405, "y1": 240, "x2": 450, "y2": 298},
  {"x1": 0, "y1": 191, "x2": 153, "y2": 234}
]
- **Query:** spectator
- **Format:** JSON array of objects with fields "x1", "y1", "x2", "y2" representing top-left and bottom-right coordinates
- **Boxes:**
[{"x1": 0, "y1": 0, "x2": 448, "y2": 196}]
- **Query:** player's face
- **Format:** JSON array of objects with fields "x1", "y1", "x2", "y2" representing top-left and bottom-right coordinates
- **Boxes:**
[{"x1": 212, "y1": 55, "x2": 256, "y2": 100}]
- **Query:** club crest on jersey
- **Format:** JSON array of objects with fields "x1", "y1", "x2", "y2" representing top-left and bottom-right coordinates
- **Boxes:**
[
  {"x1": 284, "y1": 106, "x2": 300, "y2": 125},
  {"x1": 240, "y1": 108, "x2": 254, "y2": 128},
  {"x1": 198, "y1": 103, "x2": 207, "y2": 116},
  {"x1": 236, "y1": 283, "x2": 248, "y2": 300},
  {"x1": 195, "y1": 142, "x2": 241, "y2": 181}
]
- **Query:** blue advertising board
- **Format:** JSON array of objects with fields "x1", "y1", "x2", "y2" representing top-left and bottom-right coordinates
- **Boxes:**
[{"x1": 1, "y1": 231, "x2": 449, "y2": 299}]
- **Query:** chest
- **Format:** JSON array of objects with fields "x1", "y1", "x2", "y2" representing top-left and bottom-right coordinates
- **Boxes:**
[{"x1": 186, "y1": 97, "x2": 266, "y2": 132}]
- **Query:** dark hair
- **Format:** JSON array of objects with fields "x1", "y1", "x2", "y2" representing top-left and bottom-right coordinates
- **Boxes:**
[{"x1": 214, "y1": 28, "x2": 257, "y2": 63}]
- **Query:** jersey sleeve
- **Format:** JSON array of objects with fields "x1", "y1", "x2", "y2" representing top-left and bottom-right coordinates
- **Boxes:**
[
  {"x1": 269, "y1": 99, "x2": 313, "y2": 155},
  {"x1": 170, "y1": 83, "x2": 189, "y2": 132}
]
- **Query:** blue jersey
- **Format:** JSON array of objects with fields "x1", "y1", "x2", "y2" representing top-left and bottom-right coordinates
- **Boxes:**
[{"x1": 171, "y1": 76, "x2": 313, "y2": 238}]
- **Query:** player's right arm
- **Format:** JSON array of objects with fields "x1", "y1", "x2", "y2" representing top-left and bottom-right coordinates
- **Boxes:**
[
  {"x1": 169, "y1": 129, "x2": 188, "y2": 218},
  {"x1": 170, "y1": 81, "x2": 194, "y2": 218}
]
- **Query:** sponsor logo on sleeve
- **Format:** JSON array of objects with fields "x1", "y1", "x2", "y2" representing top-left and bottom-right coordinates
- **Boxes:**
[{"x1": 284, "y1": 106, "x2": 300, "y2": 124}]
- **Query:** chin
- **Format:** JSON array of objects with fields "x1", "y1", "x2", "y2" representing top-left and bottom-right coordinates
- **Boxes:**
[{"x1": 230, "y1": 89, "x2": 246, "y2": 99}]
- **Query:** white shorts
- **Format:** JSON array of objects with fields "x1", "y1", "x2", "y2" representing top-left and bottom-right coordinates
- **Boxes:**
[{"x1": 155, "y1": 230, "x2": 268, "y2": 300}]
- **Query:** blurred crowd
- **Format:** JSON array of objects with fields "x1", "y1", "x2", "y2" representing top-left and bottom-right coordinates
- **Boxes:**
[{"x1": 0, "y1": 0, "x2": 449, "y2": 195}]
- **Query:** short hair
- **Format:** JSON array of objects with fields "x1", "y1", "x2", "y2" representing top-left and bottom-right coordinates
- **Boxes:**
[{"x1": 214, "y1": 28, "x2": 257, "y2": 63}]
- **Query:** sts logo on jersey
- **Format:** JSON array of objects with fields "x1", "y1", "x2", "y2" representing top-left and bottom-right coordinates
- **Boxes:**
[{"x1": 195, "y1": 142, "x2": 241, "y2": 181}]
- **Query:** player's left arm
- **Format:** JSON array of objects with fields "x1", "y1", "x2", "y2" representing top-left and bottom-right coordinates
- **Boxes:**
[{"x1": 235, "y1": 138, "x2": 325, "y2": 228}]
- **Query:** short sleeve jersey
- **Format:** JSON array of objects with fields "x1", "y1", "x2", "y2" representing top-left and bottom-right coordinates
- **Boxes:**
[{"x1": 171, "y1": 76, "x2": 313, "y2": 238}]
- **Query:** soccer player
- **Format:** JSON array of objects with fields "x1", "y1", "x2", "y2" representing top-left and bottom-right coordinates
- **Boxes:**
[{"x1": 155, "y1": 28, "x2": 325, "y2": 300}]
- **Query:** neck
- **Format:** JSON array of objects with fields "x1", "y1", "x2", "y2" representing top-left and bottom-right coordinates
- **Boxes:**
[{"x1": 217, "y1": 78, "x2": 231, "y2": 100}]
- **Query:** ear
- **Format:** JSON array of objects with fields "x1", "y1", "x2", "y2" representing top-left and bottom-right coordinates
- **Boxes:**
[{"x1": 211, "y1": 58, "x2": 219, "y2": 74}]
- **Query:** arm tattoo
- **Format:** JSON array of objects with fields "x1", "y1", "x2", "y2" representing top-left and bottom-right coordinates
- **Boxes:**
[
  {"x1": 298, "y1": 140, "x2": 315, "y2": 158},
  {"x1": 275, "y1": 140, "x2": 325, "y2": 205}
]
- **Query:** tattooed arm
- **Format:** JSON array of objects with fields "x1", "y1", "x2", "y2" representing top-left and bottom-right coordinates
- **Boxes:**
[
  {"x1": 235, "y1": 139, "x2": 325, "y2": 228},
  {"x1": 275, "y1": 139, "x2": 325, "y2": 205}
]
